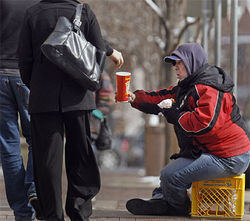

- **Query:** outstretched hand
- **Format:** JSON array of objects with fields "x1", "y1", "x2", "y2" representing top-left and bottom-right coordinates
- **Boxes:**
[{"x1": 114, "y1": 91, "x2": 135, "y2": 103}]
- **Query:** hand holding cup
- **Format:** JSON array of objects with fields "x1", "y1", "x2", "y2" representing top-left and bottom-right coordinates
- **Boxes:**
[{"x1": 128, "y1": 91, "x2": 136, "y2": 103}]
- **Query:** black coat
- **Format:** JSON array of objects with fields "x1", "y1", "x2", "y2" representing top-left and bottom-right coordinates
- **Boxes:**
[
  {"x1": 0, "y1": 0, "x2": 39, "y2": 72},
  {"x1": 18, "y1": 0, "x2": 110, "y2": 113}
]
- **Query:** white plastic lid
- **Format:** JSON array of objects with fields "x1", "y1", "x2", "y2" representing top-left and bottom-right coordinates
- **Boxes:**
[{"x1": 115, "y1": 72, "x2": 131, "y2": 76}]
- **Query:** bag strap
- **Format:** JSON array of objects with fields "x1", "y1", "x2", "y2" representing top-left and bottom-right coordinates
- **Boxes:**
[{"x1": 73, "y1": 4, "x2": 83, "y2": 30}]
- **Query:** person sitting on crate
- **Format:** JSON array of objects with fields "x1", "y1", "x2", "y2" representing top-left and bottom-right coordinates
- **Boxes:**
[
  {"x1": 90, "y1": 71, "x2": 115, "y2": 151},
  {"x1": 125, "y1": 43, "x2": 250, "y2": 217}
]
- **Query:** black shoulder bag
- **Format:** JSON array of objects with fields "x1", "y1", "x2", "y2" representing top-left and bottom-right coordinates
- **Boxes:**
[{"x1": 41, "y1": 3, "x2": 106, "y2": 91}]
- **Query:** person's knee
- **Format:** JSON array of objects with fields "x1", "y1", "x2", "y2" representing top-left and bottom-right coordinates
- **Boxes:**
[
  {"x1": 160, "y1": 169, "x2": 167, "y2": 183},
  {"x1": 160, "y1": 167, "x2": 172, "y2": 180},
  {"x1": 161, "y1": 170, "x2": 183, "y2": 189},
  {"x1": 160, "y1": 168, "x2": 176, "y2": 186}
]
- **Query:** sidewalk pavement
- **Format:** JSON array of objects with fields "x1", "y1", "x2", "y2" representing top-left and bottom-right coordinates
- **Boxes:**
[{"x1": 1, "y1": 166, "x2": 250, "y2": 221}]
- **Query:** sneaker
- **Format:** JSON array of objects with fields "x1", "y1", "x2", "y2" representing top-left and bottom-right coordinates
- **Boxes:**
[
  {"x1": 126, "y1": 198, "x2": 190, "y2": 216},
  {"x1": 29, "y1": 195, "x2": 45, "y2": 220}
]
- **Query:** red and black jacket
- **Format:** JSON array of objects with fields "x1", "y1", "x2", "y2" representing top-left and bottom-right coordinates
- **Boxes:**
[{"x1": 131, "y1": 64, "x2": 250, "y2": 158}]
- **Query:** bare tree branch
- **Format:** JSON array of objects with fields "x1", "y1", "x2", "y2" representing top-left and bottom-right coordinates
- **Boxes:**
[
  {"x1": 143, "y1": 0, "x2": 169, "y2": 43},
  {"x1": 144, "y1": 0, "x2": 164, "y2": 18},
  {"x1": 171, "y1": 17, "x2": 200, "y2": 52},
  {"x1": 194, "y1": 21, "x2": 202, "y2": 42},
  {"x1": 154, "y1": 36, "x2": 166, "y2": 50}
]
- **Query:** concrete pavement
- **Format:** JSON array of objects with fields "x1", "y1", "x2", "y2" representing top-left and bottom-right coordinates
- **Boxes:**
[{"x1": 1, "y1": 167, "x2": 250, "y2": 221}]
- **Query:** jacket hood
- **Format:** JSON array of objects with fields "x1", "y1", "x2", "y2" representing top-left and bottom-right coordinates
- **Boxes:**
[
  {"x1": 172, "y1": 43, "x2": 234, "y2": 92},
  {"x1": 180, "y1": 64, "x2": 234, "y2": 93},
  {"x1": 171, "y1": 43, "x2": 208, "y2": 76}
]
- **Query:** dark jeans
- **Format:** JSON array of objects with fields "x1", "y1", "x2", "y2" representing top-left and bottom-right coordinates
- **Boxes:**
[
  {"x1": 31, "y1": 111, "x2": 100, "y2": 221},
  {"x1": 0, "y1": 75, "x2": 35, "y2": 220}
]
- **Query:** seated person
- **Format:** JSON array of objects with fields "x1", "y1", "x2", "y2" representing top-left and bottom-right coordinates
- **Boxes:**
[{"x1": 126, "y1": 43, "x2": 250, "y2": 216}]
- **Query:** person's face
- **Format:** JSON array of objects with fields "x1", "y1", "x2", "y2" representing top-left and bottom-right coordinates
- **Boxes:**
[{"x1": 173, "y1": 60, "x2": 188, "y2": 81}]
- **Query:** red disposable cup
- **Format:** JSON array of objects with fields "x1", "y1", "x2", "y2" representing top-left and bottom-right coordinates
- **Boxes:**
[{"x1": 116, "y1": 72, "x2": 131, "y2": 102}]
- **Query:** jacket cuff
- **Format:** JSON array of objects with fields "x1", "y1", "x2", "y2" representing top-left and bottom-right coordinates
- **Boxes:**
[
  {"x1": 138, "y1": 103, "x2": 162, "y2": 115},
  {"x1": 104, "y1": 40, "x2": 113, "y2": 56}
]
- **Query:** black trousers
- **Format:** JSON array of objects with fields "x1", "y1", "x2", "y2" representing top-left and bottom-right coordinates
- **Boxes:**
[{"x1": 31, "y1": 111, "x2": 100, "y2": 221}]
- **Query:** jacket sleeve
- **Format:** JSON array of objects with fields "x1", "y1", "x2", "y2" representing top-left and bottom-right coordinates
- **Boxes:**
[
  {"x1": 178, "y1": 84, "x2": 223, "y2": 135},
  {"x1": 84, "y1": 6, "x2": 113, "y2": 56},
  {"x1": 85, "y1": 4, "x2": 107, "y2": 54},
  {"x1": 18, "y1": 12, "x2": 33, "y2": 88},
  {"x1": 104, "y1": 39, "x2": 113, "y2": 56},
  {"x1": 131, "y1": 85, "x2": 177, "y2": 113}
]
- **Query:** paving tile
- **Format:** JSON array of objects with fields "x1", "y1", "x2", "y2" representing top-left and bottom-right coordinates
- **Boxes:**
[
  {"x1": 98, "y1": 218, "x2": 119, "y2": 221},
  {"x1": 120, "y1": 218, "x2": 137, "y2": 221},
  {"x1": 93, "y1": 200, "x2": 118, "y2": 210},
  {"x1": 0, "y1": 211, "x2": 13, "y2": 216},
  {"x1": 90, "y1": 218, "x2": 120, "y2": 221}
]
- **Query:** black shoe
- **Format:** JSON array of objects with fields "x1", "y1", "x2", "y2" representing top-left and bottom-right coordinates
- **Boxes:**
[
  {"x1": 29, "y1": 196, "x2": 45, "y2": 220},
  {"x1": 126, "y1": 198, "x2": 190, "y2": 216},
  {"x1": 126, "y1": 198, "x2": 169, "y2": 215}
]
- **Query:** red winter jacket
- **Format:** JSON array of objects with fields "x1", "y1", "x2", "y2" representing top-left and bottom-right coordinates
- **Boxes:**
[{"x1": 131, "y1": 43, "x2": 250, "y2": 158}]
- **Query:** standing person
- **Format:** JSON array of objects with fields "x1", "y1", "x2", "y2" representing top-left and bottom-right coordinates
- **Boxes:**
[
  {"x1": 126, "y1": 43, "x2": 250, "y2": 216},
  {"x1": 0, "y1": 0, "x2": 40, "y2": 220},
  {"x1": 18, "y1": 0, "x2": 123, "y2": 220}
]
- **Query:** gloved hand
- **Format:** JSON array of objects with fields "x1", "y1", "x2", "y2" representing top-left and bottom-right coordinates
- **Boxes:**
[
  {"x1": 170, "y1": 146, "x2": 203, "y2": 160},
  {"x1": 158, "y1": 99, "x2": 174, "y2": 108},
  {"x1": 162, "y1": 103, "x2": 180, "y2": 124},
  {"x1": 170, "y1": 153, "x2": 181, "y2": 160}
]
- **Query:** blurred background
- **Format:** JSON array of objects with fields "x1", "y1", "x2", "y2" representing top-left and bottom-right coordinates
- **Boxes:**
[{"x1": 21, "y1": 0, "x2": 250, "y2": 181}]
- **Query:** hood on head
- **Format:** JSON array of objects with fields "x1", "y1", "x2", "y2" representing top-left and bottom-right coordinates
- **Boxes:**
[{"x1": 164, "y1": 43, "x2": 208, "y2": 76}]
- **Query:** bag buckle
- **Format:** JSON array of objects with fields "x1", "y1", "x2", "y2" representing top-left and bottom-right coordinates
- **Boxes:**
[{"x1": 73, "y1": 19, "x2": 82, "y2": 29}]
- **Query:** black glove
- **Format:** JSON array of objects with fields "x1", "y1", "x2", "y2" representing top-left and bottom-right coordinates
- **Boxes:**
[
  {"x1": 162, "y1": 104, "x2": 180, "y2": 124},
  {"x1": 170, "y1": 153, "x2": 181, "y2": 160},
  {"x1": 138, "y1": 102, "x2": 162, "y2": 115},
  {"x1": 170, "y1": 146, "x2": 202, "y2": 160}
]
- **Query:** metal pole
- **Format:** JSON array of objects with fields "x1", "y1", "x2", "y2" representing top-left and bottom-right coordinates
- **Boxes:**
[
  {"x1": 202, "y1": 0, "x2": 209, "y2": 54},
  {"x1": 215, "y1": 0, "x2": 222, "y2": 66},
  {"x1": 230, "y1": 0, "x2": 238, "y2": 98}
]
